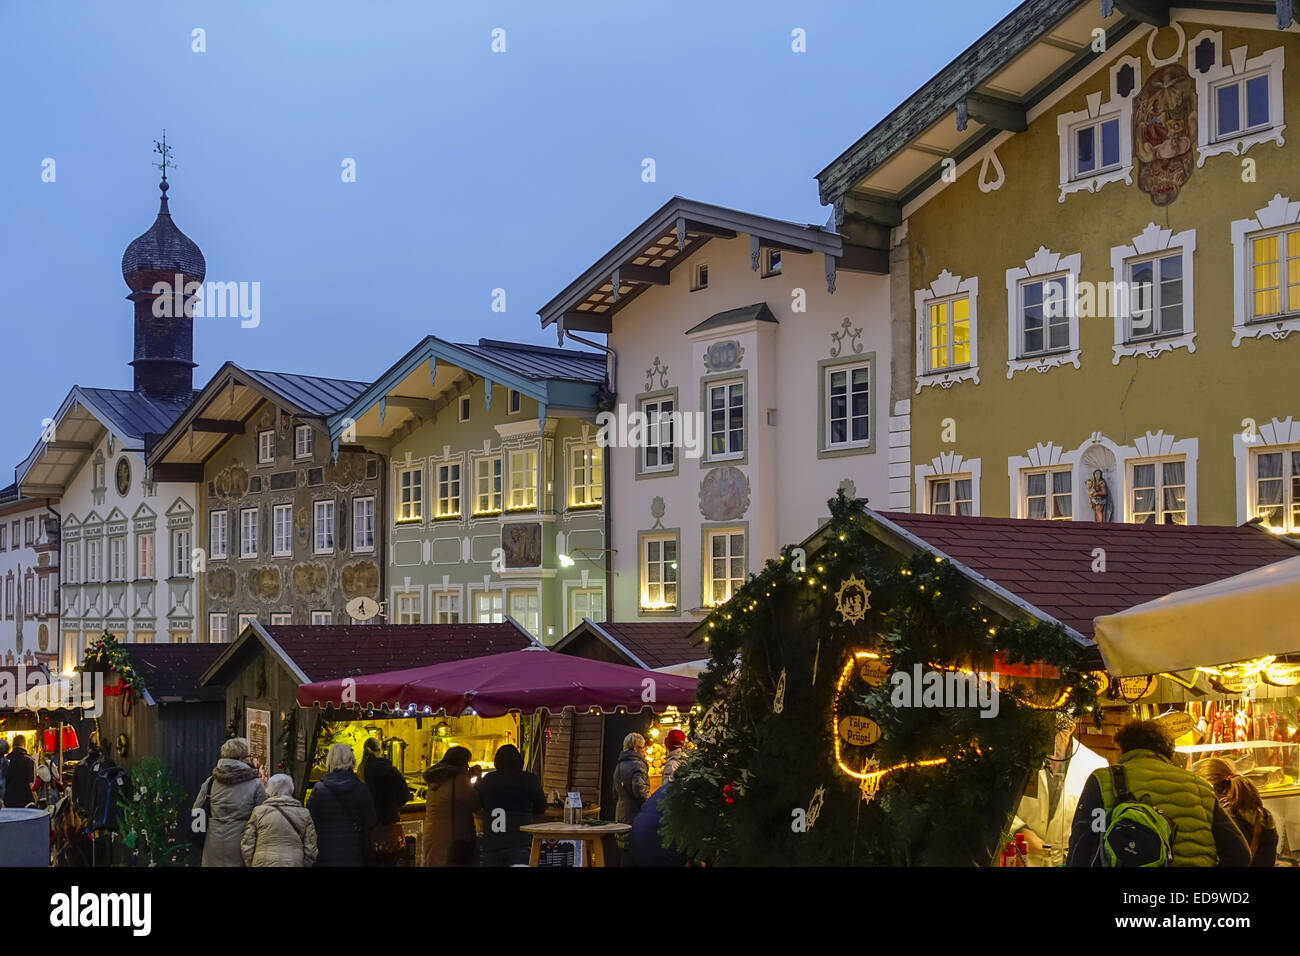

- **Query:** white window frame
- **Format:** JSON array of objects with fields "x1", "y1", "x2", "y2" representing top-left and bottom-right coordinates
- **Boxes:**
[
  {"x1": 210, "y1": 510, "x2": 229, "y2": 560},
  {"x1": 436, "y1": 462, "x2": 462, "y2": 518},
  {"x1": 396, "y1": 464, "x2": 424, "y2": 522},
  {"x1": 171, "y1": 528, "x2": 191, "y2": 577},
  {"x1": 66, "y1": 539, "x2": 80, "y2": 584},
  {"x1": 914, "y1": 271, "x2": 979, "y2": 390},
  {"x1": 507, "y1": 389, "x2": 522, "y2": 415},
  {"x1": 432, "y1": 588, "x2": 462, "y2": 624},
  {"x1": 823, "y1": 360, "x2": 871, "y2": 450},
  {"x1": 237, "y1": 613, "x2": 257, "y2": 634},
  {"x1": 313, "y1": 500, "x2": 335, "y2": 554},
  {"x1": 705, "y1": 379, "x2": 745, "y2": 461},
  {"x1": 639, "y1": 395, "x2": 677, "y2": 473},
  {"x1": 926, "y1": 475, "x2": 975, "y2": 516},
  {"x1": 394, "y1": 590, "x2": 422, "y2": 625},
  {"x1": 209, "y1": 613, "x2": 228, "y2": 644},
  {"x1": 508, "y1": 587, "x2": 541, "y2": 638},
  {"x1": 40, "y1": 575, "x2": 50, "y2": 616},
  {"x1": 87, "y1": 539, "x2": 101, "y2": 583},
  {"x1": 352, "y1": 495, "x2": 375, "y2": 553},
  {"x1": 474, "y1": 456, "x2": 503, "y2": 515},
  {"x1": 566, "y1": 585, "x2": 605, "y2": 632},
  {"x1": 473, "y1": 589, "x2": 505, "y2": 624},
  {"x1": 1055, "y1": 56, "x2": 1139, "y2": 202},
  {"x1": 272, "y1": 503, "x2": 293, "y2": 556},
  {"x1": 1246, "y1": 442, "x2": 1300, "y2": 534},
  {"x1": 703, "y1": 528, "x2": 746, "y2": 607},
  {"x1": 507, "y1": 448, "x2": 537, "y2": 511},
  {"x1": 1231, "y1": 194, "x2": 1300, "y2": 345},
  {"x1": 1127, "y1": 456, "x2": 1190, "y2": 526},
  {"x1": 569, "y1": 444, "x2": 602, "y2": 508},
  {"x1": 109, "y1": 536, "x2": 126, "y2": 582},
  {"x1": 270, "y1": 612, "x2": 292, "y2": 626},
  {"x1": 311, "y1": 610, "x2": 333, "y2": 625},
  {"x1": 294, "y1": 424, "x2": 314, "y2": 460},
  {"x1": 640, "y1": 534, "x2": 679, "y2": 612},
  {"x1": 1005, "y1": 246, "x2": 1082, "y2": 377},
  {"x1": 1109, "y1": 223, "x2": 1197, "y2": 363},
  {"x1": 1022, "y1": 467, "x2": 1074, "y2": 521},
  {"x1": 1189, "y1": 32, "x2": 1286, "y2": 167},
  {"x1": 1007, "y1": 442, "x2": 1084, "y2": 520},
  {"x1": 240, "y1": 508, "x2": 259, "y2": 558},
  {"x1": 916, "y1": 453, "x2": 982, "y2": 516},
  {"x1": 258, "y1": 430, "x2": 275, "y2": 464}
]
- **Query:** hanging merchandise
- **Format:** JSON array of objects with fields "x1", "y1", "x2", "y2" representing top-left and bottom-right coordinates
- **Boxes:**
[
  {"x1": 806, "y1": 785, "x2": 826, "y2": 829},
  {"x1": 773, "y1": 668, "x2": 787, "y2": 714}
]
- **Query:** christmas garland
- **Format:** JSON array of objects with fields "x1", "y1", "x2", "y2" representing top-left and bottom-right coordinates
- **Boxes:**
[
  {"x1": 80, "y1": 631, "x2": 146, "y2": 698},
  {"x1": 659, "y1": 492, "x2": 1100, "y2": 866}
]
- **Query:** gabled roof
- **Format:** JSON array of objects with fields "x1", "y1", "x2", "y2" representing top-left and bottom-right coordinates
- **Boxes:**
[
  {"x1": 553, "y1": 619, "x2": 706, "y2": 670},
  {"x1": 327, "y1": 335, "x2": 606, "y2": 448},
  {"x1": 147, "y1": 362, "x2": 370, "y2": 472},
  {"x1": 537, "y1": 196, "x2": 858, "y2": 333},
  {"x1": 123, "y1": 644, "x2": 226, "y2": 703},
  {"x1": 201, "y1": 621, "x2": 541, "y2": 688},
  {"x1": 867, "y1": 510, "x2": 1300, "y2": 643},
  {"x1": 17, "y1": 385, "x2": 195, "y2": 497},
  {"x1": 686, "y1": 302, "x2": 778, "y2": 335}
]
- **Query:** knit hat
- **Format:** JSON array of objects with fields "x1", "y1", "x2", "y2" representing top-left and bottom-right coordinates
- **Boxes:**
[{"x1": 665, "y1": 729, "x2": 687, "y2": 750}]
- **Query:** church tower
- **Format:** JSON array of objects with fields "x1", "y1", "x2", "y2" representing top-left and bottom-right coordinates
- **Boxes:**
[{"x1": 120, "y1": 136, "x2": 205, "y2": 402}]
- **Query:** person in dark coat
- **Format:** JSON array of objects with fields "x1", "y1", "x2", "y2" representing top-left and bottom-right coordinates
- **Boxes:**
[
  {"x1": 422, "y1": 746, "x2": 478, "y2": 867},
  {"x1": 360, "y1": 738, "x2": 411, "y2": 866},
  {"x1": 3, "y1": 735, "x2": 37, "y2": 809},
  {"x1": 308, "y1": 744, "x2": 378, "y2": 867},
  {"x1": 0, "y1": 739, "x2": 9, "y2": 807},
  {"x1": 612, "y1": 733, "x2": 650, "y2": 865},
  {"x1": 629, "y1": 786, "x2": 686, "y2": 867},
  {"x1": 476, "y1": 744, "x2": 545, "y2": 866}
]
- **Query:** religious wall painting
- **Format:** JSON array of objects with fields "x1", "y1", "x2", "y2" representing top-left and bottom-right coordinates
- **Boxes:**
[{"x1": 1134, "y1": 64, "x2": 1197, "y2": 206}]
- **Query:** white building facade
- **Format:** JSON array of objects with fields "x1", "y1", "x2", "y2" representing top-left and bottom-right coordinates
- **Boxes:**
[{"x1": 0, "y1": 488, "x2": 60, "y2": 668}]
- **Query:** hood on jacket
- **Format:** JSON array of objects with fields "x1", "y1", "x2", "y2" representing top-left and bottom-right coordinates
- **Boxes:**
[
  {"x1": 425, "y1": 762, "x2": 468, "y2": 789},
  {"x1": 213, "y1": 758, "x2": 261, "y2": 786}
]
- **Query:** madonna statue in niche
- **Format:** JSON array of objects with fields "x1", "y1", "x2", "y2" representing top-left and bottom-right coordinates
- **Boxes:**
[{"x1": 1085, "y1": 469, "x2": 1112, "y2": 523}]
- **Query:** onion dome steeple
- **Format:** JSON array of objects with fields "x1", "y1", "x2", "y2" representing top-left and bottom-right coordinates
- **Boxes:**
[{"x1": 121, "y1": 133, "x2": 205, "y2": 402}]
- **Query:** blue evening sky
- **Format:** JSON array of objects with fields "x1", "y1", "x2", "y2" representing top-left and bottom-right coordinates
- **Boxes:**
[{"x1": 0, "y1": 0, "x2": 999, "y2": 472}]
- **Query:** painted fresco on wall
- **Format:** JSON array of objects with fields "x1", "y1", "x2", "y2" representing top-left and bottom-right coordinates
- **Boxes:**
[
  {"x1": 502, "y1": 522, "x2": 542, "y2": 568},
  {"x1": 699, "y1": 466, "x2": 751, "y2": 521},
  {"x1": 1134, "y1": 64, "x2": 1197, "y2": 206}
]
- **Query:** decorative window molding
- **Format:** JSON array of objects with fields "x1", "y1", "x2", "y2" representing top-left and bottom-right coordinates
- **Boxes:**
[
  {"x1": 1109, "y1": 222, "x2": 1197, "y2": 363},
  {"x1": 914, "y1": 270, "x2": 979, "y2": 392},
  {"x1": 1005, "y1": 246, "x2": 1082, "y2": 378},
  {"x1": 1125, "y1": 431, "x2": 1199, "y2": 524},
  {"x1": 1231, "y1": 193, "x2": 1300, "y2": 345},
  {"x1": 1233, "y1": 415, "x2": 1300, "y2": 526},
  {"x1": 1188, "y1": 31, "x2": 1286, "y2": 167},
  {"x1": 1007, "y1": 442, "x2": 1082, "y2": 519},
  {"x1": 635, "y1": 388, "x2": 680, "y2": 479},
  {"x1": 1056, "y1": 55, "x2": 1141, "y2": 202},
  {"x1": 638, "y1": 528, "x2": 680, "y2": 616},
  {"x1": 914, "y1": 452, "x2": 981, "y2": 516}
]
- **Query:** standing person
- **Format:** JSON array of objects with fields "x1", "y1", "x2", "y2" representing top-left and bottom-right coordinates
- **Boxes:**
[
  {"x1": 476, "y1": 744, "x2": 545, "y2": 866},
  {"x1": 193, "y1": 738, "x2": 267, "y2": 867},
  {"x1": 0, "y1": 740, "x2": 9, "y2": 807},
  {"x1": 422, "y1": 746, "x2": 478, "y2": 867},
  {"x1": 360, "y1": 737, "x2": 411, "y2": 866},
  {"x1": 3, "y1": 735, "x2": 35, "y2": 808},
  {"x1": 1067, "y1": 720, "x2": 1250, "y2": 867},
  {"x1": 1193, "y1": 758, "x2": 1278, "y2": 867},
  {"x1": 629, "y1": 787, "x2": 687, "y2": 868},
  {"x1": 308, "y1": 743, "x2": 378, "y2": 867},
  {"x1": 660, "y1": 730, "x2": 688, "y2": 786},
  {"x1": 1011, "y1": 725, "x2": 1107, "y2": 865},
  {"x1": 612, "y1": 733, "x2": 650, "y2": 865},
  {"x1": 241, "y1": 774, "x2": 318, "y2": 867}
]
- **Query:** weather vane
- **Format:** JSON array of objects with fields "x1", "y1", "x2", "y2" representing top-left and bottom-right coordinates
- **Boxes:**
[{"x1": 152, "y1": 130, "x2": 175, "y2": 181}]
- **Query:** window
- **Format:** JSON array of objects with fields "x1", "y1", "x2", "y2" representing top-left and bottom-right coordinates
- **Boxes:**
[
  {"x1": 258, "y1": 430, "x2": 275, "y2": 464},
  {"x1": 928, "y1": 476, "x2": 974, "y2": 516},
  {"x1": 24, "y1": 519, "x2": 34, "y2": 546},
  {"x1": 570, "y1": 587, "x2": 604, "y2": 626},
  {"x1": 1006, "y1": 247, "x2": 1081, "y2": 376},
  {"x1": 641, "y1": 396, "x2": 676, "y2": 473},
  {"x1": 209, "y1": 613, "x2": 228, "y2": 644},
  {"x1": 508, "y1": 449, "x2": 537, "y2": 511},
  {"x1": 1126, "y1": 254, "x2": 1184, "y2": 339},
  {"x1": 570, "y1": 445, "x2": 602, "y2": 507},
  {"x1": 270, "y1": 613, "x2": 292, "y2": 626},
  {"x1": 4, "y1": 578, "x2": 10, "y2": 618},
  {"x1": 0, "y1": 525, "x2": 7, "y2": 550},
  {"x1": 311, "y1": 610, "x2": 333, "y2": 625},
  {"x1": 1251, "y1": 447, "x2": 1300, "y2": 534},
  {"x1": 210, "y1": 511, "x2": 228, "y2": 560},
  {"x1": 508, "y1": 389, "x2": 521, "y2": 415},
  {"x1": 1017, "y1": 276, "x2": 1071, "y2": 355},
  {"x1": 273, "y1": 503, "x2": 293, "y2": 556},
  {"x1": 705, "y1": 529, "x2": 746, "y2": 606},
  {"x1": 109, "y1": 537, "x2": 126, "y2": 582},
  {"x1": 397, "y1": 465, "x2": 423, "y2": 522},
  {"x1": 459, "y1": 396, "x2": 471, "y2": 422},
  {"x1": 352, "y1": 496, "x2": 375, "y2": 552},
  {"x1": 1213, "y1": 72, "x2": 1272, "y2": 142},
  {"x1": 474, "y1": 590, "x2": 504, "y2": 624},
  {"x1": 294, "y1": 425, "x2": 314, "y2": 459},
  {"x1": 395, "y1": 591, "x2": 422, "y2": 625},
  {"x1": 40, "y1": 576, "x2": 50, "y2": 616},
  {"x1": 475, "y1": 457, "x2": 503, "y2": 514},
  {"x1": 824, "y1": 362, "x2": 870, "y2": 448},
  {"x1": 66, "y1": 540, "x2": 79, "y2": 584},
  {"x1": 641, "y1": 536, "x2": 678, "y2": 610},
  {"x1": 761, "y1": 248, "x2": 782, "y2": 277},
  {"x1": 916, "y1": 273, "x2": 980, "y2": 389},
  {"x1": 707, "y1": 380, "x2": 744, "y2": 459},
  {"x1": 1024, "y1": 469, "x2": 1072, "y2": 520},
  {"x1": 1191, "y1": 33, "x2": 1285, "y2": 165},
  {"x1": 509, "y1": 590, "x2": 540, "y2": 637},
  {"x1": 1248, "y1": 227, "x2": 1300, "y2": 321},
  {"x1": 93, "y1": 461, "x2": 105, "y2": 491},
  {"x1": 692, "y1": 263, "x2": 709, "y2": 291},
  {"x1": 1110, "y1": 223, "x2": 1197, "y2": 363},
  {"x1": 436, "y1": 463, "x2": 462, "y2": 518},
  {"x1": 926, "y1": 295, "x2": 972, "y2": 373},
  {"x1": 1130, "y1": 459, "x2": 1187, "y2": 525},
  {"x1": 172, "y1": 528, "x2": 192, "y2": 577},
  {"x1": 24, "y1": 576, "x2": 34, "y2": 617},
  {"x1": 1055, "y1": 57, "x2": 1137, "y2": 201},
  {"x1": 11, "y1": 521, "x2": 20, "y2": 549},
  {"x1": 237, "y1": 613, "x2": 257, "y2": 634},
  {"x1": 313, "y1": 500, "x2": 335, "y2": 554},
  {"x1": 240, "y1": 508, "x2": 259, "y2": 558},
  {"x1": 433, "y1": 590, "x2": 461, "y2": 624},
  {"x1": 1070, "y1": 115, "x2": 1120, "y2": 179},
  {"x1": 87, "y1": 539, "x2": 101, "y2": 583}
]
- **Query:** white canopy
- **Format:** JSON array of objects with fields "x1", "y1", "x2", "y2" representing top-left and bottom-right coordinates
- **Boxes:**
[{"x1": 1094, "y1": 553, "x2": 1300, "y2": 677}]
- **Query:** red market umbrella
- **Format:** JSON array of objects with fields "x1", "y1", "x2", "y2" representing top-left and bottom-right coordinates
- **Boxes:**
[{"x1": 295, "y1": 648, "x2": 698, "y2": 716}]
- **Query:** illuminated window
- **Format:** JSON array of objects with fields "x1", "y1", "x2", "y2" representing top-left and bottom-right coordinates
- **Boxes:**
[
  {"x1": 1130, "y1": 459, "x2": 1186, "y2": 525},
  {"x1": 928, "y1": 476, "x2": 973, "y2": 516},
  {"x1": 508, "y1": 449, "x2": 537, "y2": 511},
  {"x1": 436, "y1": 463, "x2": 462, "y2": 518},
  {"x1": 1248, "y1": 228, "x2": 1300, "y2": 321},
  {"x1": 352, "y1": 496, "x2": 375, "y2": 552},
  {"x1": 1024, "y1": 469, "x2": 1072, "y2": 520},
  {"x1": 395, "y1": 591, "x2": 422, "y2": 625},
  {"x1": 475, "y1": 457, "x2": 503, "y2": 514},
  {"x1": 313, "y1": 500, "x2": 335, "y2": 554},
  {"x1": 508, "y1": 589, "x2": 540, "y2": 637},
  {"x1": 396, "y1": 465, "x2": 423, "y2": 522},
  {"x1": 569, "y1": 588, "x2": 604, "y2": 627},
  {"x1": 569, "y1": 445, "x2": 602, "y2": 507},
  {"x1": 1251, "y1": 446, "x2": 1300, "y2": 534},
  {"x1": 926, "y1": 295, "x2": 971, "y2": 373},
  {"x1": 210, "y1": 510, "x2": 228, "y2": 560},
  {"x1": 240, "y1": 508, "x2": 258, "y2": 558},
  {"x1": 273, "y1": 503, "x2": 293, "y2": 556},
  {"x1": 641, "y1": 535, "x2": 678, "y2": 611},
  {"x1": 707, "y1": 380, "x2": 744, "y2": 459},
  {"x1": 704, "y1": 529, "x2": 745, "y2": 606}
]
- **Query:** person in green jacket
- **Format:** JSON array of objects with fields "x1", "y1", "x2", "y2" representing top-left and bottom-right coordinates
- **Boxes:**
[{"x1": 1066, "y1": 720, "x2": 1250, "y2": 867}]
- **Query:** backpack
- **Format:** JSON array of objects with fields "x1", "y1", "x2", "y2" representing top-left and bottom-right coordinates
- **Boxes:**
[{"x1": 1099, "y1": 765, "x2": 1175, "y2": 867}]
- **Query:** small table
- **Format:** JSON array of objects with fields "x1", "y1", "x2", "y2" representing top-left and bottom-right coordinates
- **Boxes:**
[{"x1": 520, "y1": 821, "x2": 632, "y2": 867}]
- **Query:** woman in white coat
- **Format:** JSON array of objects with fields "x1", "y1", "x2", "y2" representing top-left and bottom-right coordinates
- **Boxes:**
[{"x1": 242, "y1": 774, "x2": 318, "y2": 867}]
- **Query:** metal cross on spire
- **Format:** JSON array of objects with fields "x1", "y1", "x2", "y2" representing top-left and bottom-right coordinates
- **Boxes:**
[{"x1": 152, "y1": 130, "x2": 175, "y2": 182}]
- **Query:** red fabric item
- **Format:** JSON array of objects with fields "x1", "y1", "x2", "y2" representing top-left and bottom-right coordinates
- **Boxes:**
[
  {"x1": 296, "y1": 649, "x2": 698, "y2": 716},
  {"x1": 665, "y1": 729, "x2": 687, "y2": 750},
  {"x1": 43, "y1": 729, "x2": 55, "y2": 752}
]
